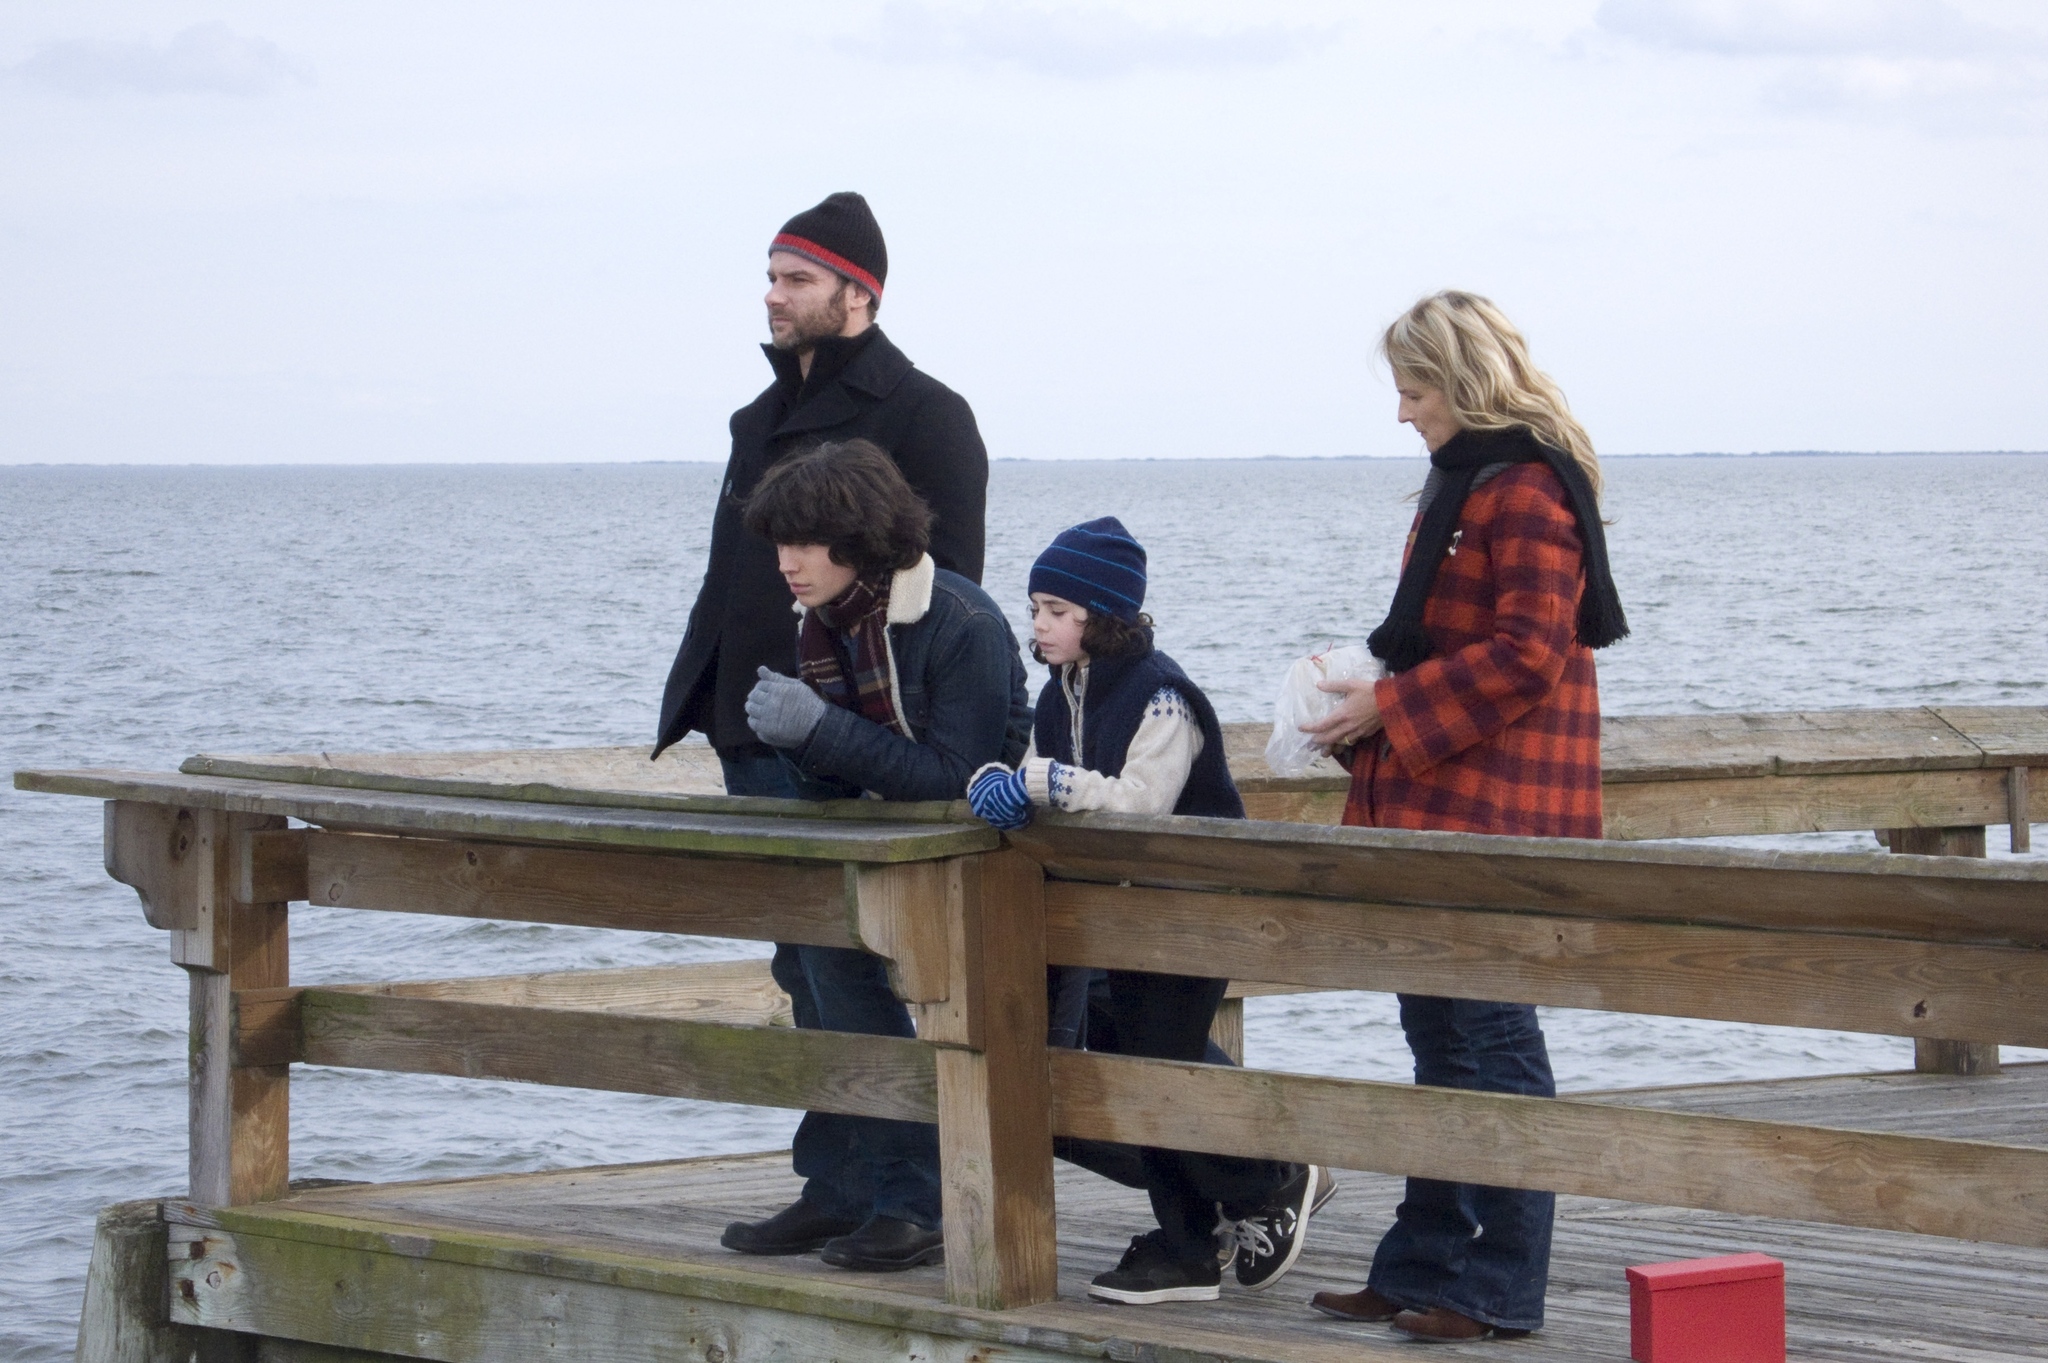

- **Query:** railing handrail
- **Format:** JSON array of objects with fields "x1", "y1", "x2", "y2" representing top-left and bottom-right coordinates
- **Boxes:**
[{"x1": 16, "y1": 731, "x2": 2048, "y2": 1311}]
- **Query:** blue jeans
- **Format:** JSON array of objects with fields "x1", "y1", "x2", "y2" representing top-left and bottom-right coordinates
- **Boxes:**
[
  {"x1": 1366, "y1": 996, "x2": 1556, "y2": 1331},
  {"x1": 720, "y1": 753, "x2": 942, "y2": 1229}
]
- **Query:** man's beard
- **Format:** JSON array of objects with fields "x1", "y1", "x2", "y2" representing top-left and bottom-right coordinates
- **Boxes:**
[{"x1": 769, "y1": 281, "x2": 852, "y2": 351}]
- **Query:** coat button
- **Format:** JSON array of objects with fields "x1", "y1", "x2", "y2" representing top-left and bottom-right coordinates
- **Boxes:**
[{"x1": 1381, "y1": 740, "x2": 1394, "y2": 759}]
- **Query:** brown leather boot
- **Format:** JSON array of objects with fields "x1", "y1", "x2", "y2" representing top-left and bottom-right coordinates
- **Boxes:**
[
  {"x1": 1391, "y1": 1306, "x2": 1533, "y2": 1341},
  {"x1": 1309, "y1": 1287, "x2": 1403, "y2": 1322}
]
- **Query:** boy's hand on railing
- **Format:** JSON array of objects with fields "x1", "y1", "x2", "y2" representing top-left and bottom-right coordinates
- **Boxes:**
[
  {"x1": 745, "y1": 666, "x2": 828, "y2": 750},
  {"x1": 967, "y1": 765, "x2": 1033, "y2": 830}
]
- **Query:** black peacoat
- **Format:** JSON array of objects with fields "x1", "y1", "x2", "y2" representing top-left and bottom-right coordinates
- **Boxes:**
[{"x1": 653, "y1": 326, "x2": 988, "y2": 759}]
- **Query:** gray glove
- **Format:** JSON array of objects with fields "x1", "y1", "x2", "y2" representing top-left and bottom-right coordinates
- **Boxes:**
[{"x1": 745, "y1": 665, "x2": 828, "y2": 750}]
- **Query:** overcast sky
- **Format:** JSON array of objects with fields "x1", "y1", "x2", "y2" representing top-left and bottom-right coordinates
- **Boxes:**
[{"x1": 2, "y1": 1, "x2": 2044, "y2": 463}]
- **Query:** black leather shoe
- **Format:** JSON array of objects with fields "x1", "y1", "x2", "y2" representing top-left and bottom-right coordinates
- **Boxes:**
[
  {"x1": 720, "y1": 1198, "x2": 863, "y2": 1255},
  {"x1": 819, "y1": 1214, "x2": 945, "y2": 1271}
]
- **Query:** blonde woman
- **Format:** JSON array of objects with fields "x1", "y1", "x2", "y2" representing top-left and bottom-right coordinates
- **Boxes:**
[{"x1": 1301, "y1": 291, "x2": 1627, "y2": 1342}]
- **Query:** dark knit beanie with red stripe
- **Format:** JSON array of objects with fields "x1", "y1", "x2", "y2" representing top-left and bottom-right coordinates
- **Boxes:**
[{"x1": 771, "y1": 192, "x2": 887, "y2": 302}]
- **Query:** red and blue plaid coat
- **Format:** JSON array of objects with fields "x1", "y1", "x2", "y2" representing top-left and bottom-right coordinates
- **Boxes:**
[{"x1": 1345, "y1": 462, "x2": 1602, "y2": 839}]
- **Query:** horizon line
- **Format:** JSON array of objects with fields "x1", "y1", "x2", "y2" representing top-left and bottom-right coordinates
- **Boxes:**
[{"x1": 4, "y1": 449, "x2": 2048, "y2": 469}]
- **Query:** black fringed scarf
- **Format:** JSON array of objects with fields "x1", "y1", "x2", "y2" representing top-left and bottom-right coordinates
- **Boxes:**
[{"x1": 1367, "y1": 426, "x2": 1628, "y2": 674}]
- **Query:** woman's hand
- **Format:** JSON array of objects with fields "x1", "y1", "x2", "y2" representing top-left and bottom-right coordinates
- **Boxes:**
[{"x1": 1301, "y1": 676, "x2": 1384, "y2": 752}]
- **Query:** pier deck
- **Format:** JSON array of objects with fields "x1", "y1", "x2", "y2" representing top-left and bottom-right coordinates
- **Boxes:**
[{"x1": 158, "y1": 1063, "x2": 2048, "y2": 1363}]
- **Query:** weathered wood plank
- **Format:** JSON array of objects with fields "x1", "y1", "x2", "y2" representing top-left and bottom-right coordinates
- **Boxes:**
[
  {"x1": 847, "y1": 858, "x2": 953, "y2": 1002},
  {"x1": 1602, "y1": 708, "x2": 1986, "y2": 780},
  {"x1": 1209, "y1": 997, "x2": 1245, "y2": 1064},
  {"x1": 1238, "y1": 789, "x2": 1346, "y2": 824},
  {"x1": 1049, "y1": 1050, "x2": 2048, "y2": 1248},
  {"x1": 1929, "y1": 706, "x2": 2048, "y2": 763},
  {"x1": 74, "y1": 1200, "x2": 200, "y2": 1363},
  {"x1": 936, "y1": 850, "x2": 1057, "y2": 1309},
  {"x1": 186, "y1": 810, "x2": 291, "y2": 1208},
  {"x1": 301, "y1": 830, "x2": 858, "y2": 946},
  {"x1": 179, "y1": 745, "x2": 975, "y2": 825},
  {"x1": 1604, "y1": 766, "x2": 2015, "y2": 840},
  {"x1": 103, "y1": 801, "x2": 205, "y2": 930},
  {"x1": 1043, "y1": 881, "x2": 2048, "y2": 1046},
  {"x1": 1007, "y1": 810, "x2": 2048, "y2": 947},
  {"x1": 344, "y1": 960, "x2": 789, "y2": 1020},
  {"x1": 17, "y1": 768, "x2": 997, "y2": 863},
  {"x1": 238, "y1": 827, "x2": 308, "y2": 905},
  {"x1": 1237, "y1": 768, "x2": 2038, "y2": 839},
  {"x1": 234, "y1": 962, "x2": 798, "y2": 1068},
  {"x1": 2012, "y1": 766, "x2": 2033, "y2": 853},
  {"x1": 295, "y1": 990, "x2": 938, "y2": 1122},
  {"x1": 1885, "y1": 826, "x2": 2002, "y2": 1075},
  {"x1": 167, "y1": 1224, "x2": 1093, "y2": 1363}
]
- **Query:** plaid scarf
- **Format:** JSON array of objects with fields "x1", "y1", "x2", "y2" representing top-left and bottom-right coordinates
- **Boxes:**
[{"x1": 797, "y1": 575, "x2": 910, "y2": 736}]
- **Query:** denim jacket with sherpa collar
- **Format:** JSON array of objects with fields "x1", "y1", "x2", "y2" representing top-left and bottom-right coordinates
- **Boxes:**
[{"x1": 782, "y1": 554, "x2": 1030, "y2": 803}]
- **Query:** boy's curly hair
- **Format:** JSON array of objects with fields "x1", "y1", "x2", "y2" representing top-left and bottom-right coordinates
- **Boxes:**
[
  {"x1": 742, "y1": 439, "x2": 932, "y2": 579},
  {"x1": 1032, "y1": 610, "x2": 1155, "y2": 664}
]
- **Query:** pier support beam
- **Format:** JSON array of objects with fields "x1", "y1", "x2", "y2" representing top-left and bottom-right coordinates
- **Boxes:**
[
  {"x1": 933, "y1": 851, "x2": 1058, "y2": 1310},
  {"x1": 180, "y1": 811, "x2": 292, "y2": 1204},
  {"x1": 1887, "y1": 824, "x2": 2001, "y2": 1076}
]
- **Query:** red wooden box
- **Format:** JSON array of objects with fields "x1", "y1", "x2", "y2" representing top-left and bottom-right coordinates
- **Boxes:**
[{"x1": 1626, "y1": 1253, "x2": 1785, "y2": 1363}]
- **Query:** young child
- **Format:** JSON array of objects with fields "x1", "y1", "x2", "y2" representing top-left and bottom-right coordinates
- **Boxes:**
[
  {"x1": 726, "y1": 438, "x2": 1032, "y2": 1274},
  {"x1": 967, "y1": 517, "x2": 1321, "y2": 1304}
]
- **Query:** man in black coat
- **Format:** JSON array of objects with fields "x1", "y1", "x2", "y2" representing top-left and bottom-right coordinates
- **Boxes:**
[
  {"x1": 653, "y1": 191, "x2": 988, "y2": 780},
  {"x1": 653, "y1": 193, "x2": 991, "y2": 1269}
]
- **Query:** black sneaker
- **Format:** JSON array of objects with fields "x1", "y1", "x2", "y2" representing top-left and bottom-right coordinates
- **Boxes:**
[
  {"x1": 1222, "y1": 1164, "x2": 1317, "y2": 1291},
  {"x1": 1215, "y1": 1165, "x2": 1338, "y2": 1270},
  {"x1": 1087, "y1": 1231, "x2": 1222, "y2": 1304}
]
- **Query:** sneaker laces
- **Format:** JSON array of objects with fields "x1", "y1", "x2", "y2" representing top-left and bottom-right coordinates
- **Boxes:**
[{"x1": 1219, "y1": 1214, "x2": 1278, "y2": 1262}]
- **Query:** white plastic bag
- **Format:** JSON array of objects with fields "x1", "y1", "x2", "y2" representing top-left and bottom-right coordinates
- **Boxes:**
[{"x1": 1264, "y1": 644, "x2": 1385, "y2": 777}]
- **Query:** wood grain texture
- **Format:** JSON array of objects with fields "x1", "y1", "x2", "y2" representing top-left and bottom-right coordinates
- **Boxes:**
[
  {"x1": 848, "y1": 858, "x2": 953, "y2": 1003},
  {"x1": 1049, "y1": 1049, "x2": 2048, "y2": 1247},
  {"x1": 1008, "y1": 810, "x2": 2048, "y2": 946},
  {"x1": 233, "y1": 961, "x2": 798, "y2": 1069},
  {"x1": 1915, "y1": 1038, "x2": 2001, "y2": 1076},
  {"x1": 302, "y1": 830, "x2": 858, "y2": 947},
  {"x1": 178, "y1": 744, "x2": 979, "y2": 827},
  {"x1": 18, "y1": 768, "x2": 996, "y2": 863},
  {"x1": 186, "y1": 810, "x2": 291, "y2": 1208},
  {"x1": 339, "y1": 960, "x2": 790, "y2": 1022},
  {"x1": 1604, "y1": 766, "x2": 2015, "y2": 840},
  {"x1": 1209, "y1": 997, "x2": 1245, "y2": 1064},
  {"x1": 295, "y1": 990, "x2": 937, "y2": 1121},
  {"x1": 1886, "y1": 825, "x2": 1999, "y2": 1074},
  {"x1": 1044, "y1": 881, "x2": 2048, "y2": 1045},
  {"x1": 237, "y1": 828, "x2": 308, "y2": 905},
  {"x1": 2011, "y1": 766, "x2": 2032, "y2": 853},
  {"x1": 164, "y1": 1221, "x2": 1226, "y2": 1363},
  {"x1": 1929, "y1": 706, "x2": 2048, "y2": 762},
  {"x1": 144, "y1": 1063, "x2": 2048, "y2": 1363},
  {"x1": 1602, "y1": 708, "x2": 1987, "y2": 780},
  {"x1": 936, "y1": 850, "x2": 1057, "y2": 1309},
  {"x1": 103, "y1": 800, "x2": 204, "y2": 930},
  {"x1": 72, "y1": 1200, "x2": 198, "y2": 1363}
]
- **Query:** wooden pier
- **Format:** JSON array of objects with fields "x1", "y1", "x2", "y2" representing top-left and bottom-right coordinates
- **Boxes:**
[{"x1": 22, "y1": 704, "x2": 2048, "y2": 1363}]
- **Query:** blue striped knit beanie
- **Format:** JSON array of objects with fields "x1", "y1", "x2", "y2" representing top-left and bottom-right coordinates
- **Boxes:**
[{"x1": 1029, "y1": 517, "x2": 1147, "y2": 622}]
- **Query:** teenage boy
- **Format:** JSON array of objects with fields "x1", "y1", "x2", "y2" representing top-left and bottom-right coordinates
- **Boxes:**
[{"x1": 719, "y1": 438, "x2": 1030, "y2": 1272}]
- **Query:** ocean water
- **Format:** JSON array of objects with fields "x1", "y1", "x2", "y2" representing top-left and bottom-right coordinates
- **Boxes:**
[{"x1": 3, "y1": 455, "x2": 2045, "y2": 1359}]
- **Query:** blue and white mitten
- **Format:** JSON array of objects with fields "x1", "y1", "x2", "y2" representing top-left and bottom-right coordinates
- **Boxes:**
[{"x1": 967, "y1": 765, "x2": 1032, "y2": 830}]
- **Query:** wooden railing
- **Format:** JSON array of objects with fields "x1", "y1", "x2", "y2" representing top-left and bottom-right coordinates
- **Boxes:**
[{"x1": 16, "y1": 705, "x2": 2048, "y2": 1313}]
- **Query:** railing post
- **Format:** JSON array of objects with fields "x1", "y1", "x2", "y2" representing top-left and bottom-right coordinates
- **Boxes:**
[
  {"x1": 1887, "y1": 824, "x2": 2000, "y2": 1076},
  {"x1": 2011, "y1": 767, "x2": 2033, "y2": 854},
  {"x1": 177, "y1": 810, "x2": 292, "y2": 1204},
  {"x1": 931, "y1": 849, "x2": 1057, "y2": 1309}
]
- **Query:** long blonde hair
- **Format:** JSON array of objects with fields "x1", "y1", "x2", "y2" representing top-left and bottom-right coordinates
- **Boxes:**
[{"x1": 1381, "y1": 290, "x2": 1602, "y2": 501}]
